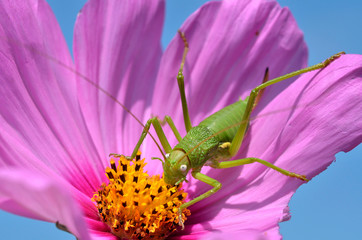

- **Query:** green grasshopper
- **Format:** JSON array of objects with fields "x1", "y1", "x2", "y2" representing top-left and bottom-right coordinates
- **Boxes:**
[{"x1": 119, "y1": 31, "x2": 345, "y2": 226}]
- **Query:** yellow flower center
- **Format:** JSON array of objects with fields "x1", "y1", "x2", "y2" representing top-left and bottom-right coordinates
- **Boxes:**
[{"x1": 93, "y1": 152, "x2": 190, "y2": 239}]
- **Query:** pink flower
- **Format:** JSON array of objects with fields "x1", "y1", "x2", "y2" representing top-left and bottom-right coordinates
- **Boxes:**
[{"x1": 0, "y1": 0, "x2": 361, "y2": 239}]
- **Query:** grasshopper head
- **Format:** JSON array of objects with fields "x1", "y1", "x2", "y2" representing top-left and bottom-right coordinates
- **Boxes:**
[{"x1": 163, "y1": 149, "x2": 190, "y2": 186}]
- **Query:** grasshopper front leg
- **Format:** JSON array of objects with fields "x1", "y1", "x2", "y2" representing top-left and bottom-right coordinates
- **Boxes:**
[
  {"x1": 117, "y1": 115, "x2": 184, "y2": 160},
  {"x1": 124, "y1": 117, "x2": 172, "y2": 160},
  {"x1": 177, "y1": 30, "x2": 192, "y2": 132},
  {"x1": 178, "y1": 171, "x2": 222, "y2": 229}
]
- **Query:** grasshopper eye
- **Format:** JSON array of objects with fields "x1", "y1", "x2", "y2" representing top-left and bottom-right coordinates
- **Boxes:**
[{"x1": 180, "y1": 164, "x2": 187, "y2": 172}]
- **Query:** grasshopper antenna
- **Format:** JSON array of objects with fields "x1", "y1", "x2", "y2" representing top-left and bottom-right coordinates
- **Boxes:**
[{"x1": 22, "y1": 41, "x2": 167, "y2": 159}]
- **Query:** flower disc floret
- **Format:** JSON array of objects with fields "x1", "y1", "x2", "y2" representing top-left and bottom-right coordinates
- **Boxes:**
[{"x1": 93, "y1": 153, "x2": 190, "y2": 239}]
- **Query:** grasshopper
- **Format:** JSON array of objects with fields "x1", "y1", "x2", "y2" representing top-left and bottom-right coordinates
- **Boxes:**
[{"x1": 116, "y1": 31, "x2": 344, "y2": 227}]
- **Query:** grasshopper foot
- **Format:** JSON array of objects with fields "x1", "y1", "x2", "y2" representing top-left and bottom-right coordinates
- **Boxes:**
[
  {"x1": 109, "y1": 153, "x2": 122, "y2": 158},
  {"x1": 323, "y1": 51, "x2": 345, "y2": 66},
  {"x1": 109, "y1": 153, "x2": 132, "y2": 160},
  {"x1": 177, "y1": 208, "x2": 185, "y2": 230},
  {"x1": 291, "y1": 173, "x2": 309, "y2": 182}
]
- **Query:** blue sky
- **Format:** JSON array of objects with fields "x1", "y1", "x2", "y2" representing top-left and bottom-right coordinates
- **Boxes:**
[{"x1": 1, "y1": 1, "x2": 361, "y2": 239}]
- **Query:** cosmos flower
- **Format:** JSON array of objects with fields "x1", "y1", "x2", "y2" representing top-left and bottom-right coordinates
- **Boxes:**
[{"x1": 0, "y1": 0, "x2": 361, "y2": 239}]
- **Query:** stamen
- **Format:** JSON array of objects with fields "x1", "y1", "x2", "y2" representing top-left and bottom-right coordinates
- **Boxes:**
[{"x1": 93, "y1": 153, "x2": 191, "y2": 239}]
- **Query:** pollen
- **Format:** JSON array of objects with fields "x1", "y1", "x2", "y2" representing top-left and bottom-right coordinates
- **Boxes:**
[{"x1": 93, "y1": 152, "x2": 191, "y2": 239}]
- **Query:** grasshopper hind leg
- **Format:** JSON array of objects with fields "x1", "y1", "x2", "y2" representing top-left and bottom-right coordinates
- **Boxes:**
[{"x1": 229, "y1": 52, "x2": 345, "y2": 157}]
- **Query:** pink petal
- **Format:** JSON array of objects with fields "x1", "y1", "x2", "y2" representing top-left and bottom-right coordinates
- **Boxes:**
[
  {"x1": 0, "y1": 0, "x2": 104, "y2": 194},
  {"x1": 74, "y1": 0, "x2": 165, "y2": 159},
  {"x1": 177, "y1": 54, "x2": 362, "y2": 237},
  {"x1": 152, "y1": 0, "x2": 307, "y2": 146},
  {"x1": 88, "y1": 230, "x2": 118, "y2": 240},
  {"x1": 174, "y1": 227, "x2": 275, "y2": 240},
  {"x1": 199, "y1": 229, "x2": 274, "y2": 240},
  {"x1": 0, "y1": 168, "x2": 91, "y2": 240}
]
